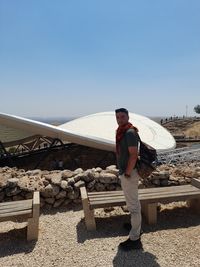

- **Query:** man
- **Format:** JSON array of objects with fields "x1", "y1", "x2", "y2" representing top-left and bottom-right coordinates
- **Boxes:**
[{"x1": 115, "y1": 108, "x2": 142, "y2": 251}]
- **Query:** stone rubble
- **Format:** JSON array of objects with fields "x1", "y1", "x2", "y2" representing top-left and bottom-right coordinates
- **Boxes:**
[{"x1": 0, "y1": 162, "x2": 199, "y2": 208}]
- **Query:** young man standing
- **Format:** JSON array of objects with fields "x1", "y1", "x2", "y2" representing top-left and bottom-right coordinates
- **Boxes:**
[{"x1": 115, "y1": 108, "x2": 142, "y2": 251}]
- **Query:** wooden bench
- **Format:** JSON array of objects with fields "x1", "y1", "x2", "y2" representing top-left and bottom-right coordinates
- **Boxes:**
[
  {"x1": 0, "y1": 191, "x2": 40, "y2": 240},
  {"x1": 80, "y1": 178, "x2": 200, "y2": 231}
]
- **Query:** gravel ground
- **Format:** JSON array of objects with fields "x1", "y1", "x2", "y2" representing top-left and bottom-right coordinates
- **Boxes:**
[{"x1": 0, "y1": 202, "x2": 200, "y2": 267}]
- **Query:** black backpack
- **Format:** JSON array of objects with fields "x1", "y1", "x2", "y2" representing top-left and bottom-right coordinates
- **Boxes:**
[{"x1": 136, "y1": 133, "x2": 158, "y2": 179}]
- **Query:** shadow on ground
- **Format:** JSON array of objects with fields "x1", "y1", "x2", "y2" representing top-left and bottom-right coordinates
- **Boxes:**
[
  {"x1": 0, "y1": 227, "x2": 36, "y2": 258},
  {"x1": 113, "y1": 247, "x2": 161, "y2": 267},
  {"x1": 76, "y1": 205, "x2": 200, "y2": 243}
]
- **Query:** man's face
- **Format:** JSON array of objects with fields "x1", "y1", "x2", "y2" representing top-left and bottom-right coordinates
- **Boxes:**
[{"x1": 116, "y1": 112, "x2": 129, "y2": 126}]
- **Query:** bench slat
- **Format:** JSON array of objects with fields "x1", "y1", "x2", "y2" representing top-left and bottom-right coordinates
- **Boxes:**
[
  {"x1": 91, "y1": 200, "x2": 126, "y2": 209},
  {"x1": 90, "y1": 191, "x2": 200, "y2": 209},
  {"x1": 88, "y1": 188, "x2": 200, "y2": 201},
  {"x1": 0, "y1": 209, "x2": 32, "y2": 219},
  {"x1": 139, "y1": 191, "x2": 200, "y2": 202},
  {"x1": 89, "y1": 196, "x2": 123, "y2": 203},
  {"x1": 0, "y1": 199, "x2": 32, "y2": 207},
  {"x1": 89, "y1": 192, "x2": 124, "y2": 198},
  {"x1": 0, "y1": 201, "x2": 32, "y2": 211},
  {"x1": 88, "y1": 185, "x2": 197, "y2": 197},
  {"x1": 0, "y1": 205, "x2": 33, "y2": 214}
]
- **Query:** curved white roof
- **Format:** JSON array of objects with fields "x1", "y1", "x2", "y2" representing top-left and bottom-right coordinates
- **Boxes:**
[{"x1": 0, "y1": 112, "x2": 176, "y2": 152}]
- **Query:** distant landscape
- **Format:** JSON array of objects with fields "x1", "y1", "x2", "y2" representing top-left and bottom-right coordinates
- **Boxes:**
[{"x1": 30, "y1": 116, "x2": 165, "y2": 125}]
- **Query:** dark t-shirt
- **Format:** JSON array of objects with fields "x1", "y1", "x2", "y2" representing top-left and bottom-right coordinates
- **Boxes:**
[{"x1": 117, "y1": 128, "x2": 139, "y2": 175}]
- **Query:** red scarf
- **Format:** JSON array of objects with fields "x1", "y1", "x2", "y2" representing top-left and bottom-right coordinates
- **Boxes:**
[{"x1": 116, "y1": 122, "x2": 138, "y2": 155}]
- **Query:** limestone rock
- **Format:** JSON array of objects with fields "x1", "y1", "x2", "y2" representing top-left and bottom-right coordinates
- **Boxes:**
[
  {"x1": 82, "y1": 170, "x2": 95, "y2": 182},
  {"x1": 63, "y1": 199, "x2": 72, "y2": 206},
  {"x1": 151, "y1": 171, "x2": 169, "y2": 180},
  {"x1": 169, "y1": 176, "x2": 179, "y2": 185},
  {"x1": 169, "y1": 176, "x2": 179, "y2": 182},
  {"x1": 41, "y1": 184, "x2": 60, "y2": 198},
  {"x1": 5, "y1": 187, "x2": 21, "y2": 197},
  {"x1": 18, "y1": 175, "x2": 44, "y2": 192},
  {"x1": 42, "y1": 178, "x2": 49, "y2": 186},
  {"x1": 68, "y1": 178, "x2": 75, "y2": 186},
  {"x1": 160, "y1": 179, "x2": 169, "y2": 186},
  {"x1": 51, "y1": 173, "x2": 62, "y2": 185},
  {"x1": 98, "y1": 172, "x2": 119, "y2": 184},
  {"x1": 56, "y1": 190, "x2": 67, "y2": 199},
  {"x1": 26, "y1": 169, "x2": 42, "y2": 177},
  {"x1": 73, "y1": 199, "x2": 82, "y2": 204},
  {"x1": 106, "y1": 165, "x2": 117, "y2": 170},
  {"x1": 87, "y1": 180, "x2": 96, "y2": 189},
  {"x1": 185, "y1": 177, "x2": 191, "y2": 183},
  {"x1": 41, "y1": 170, "x2": 50, "y2": 176},
  {"x1": 74, "y1": 168, "x2": 84, "y2": 174},
  {"x1": 95, "y1": 183, "x2": 106, "y2": 191},
  {"x1": 74, "y1": 180, "x2": 85, "y2": 189},
  {"x1": 105, "y1": 184, "x2": 116, "y2": 191},
  {"x1": 73, "y1": 173, "x2": 84, "y2": 183},
  {"x1": 0, "y1": 174, "x2": 10, "y2": 188},
  {"x1": 68, "y1": 190, "x2": 79, "y2": 200},
  {"x1": 62, "y1": 170, "x2": 74, "y2": 179},
  {"x1": 45, "y1": 198, "x2": 55, "y2": 204},
  {"x1": 13, "y1": 195, "x2": 24, "y2": 201},
  {"x1": 105, "y1": 165, "x2": 119, "y2": 175},
  {"x1": 179, "y1": 178, "x2": 187, "y2": 185},
  {"x1": 168, "y1": 181, "x2": 179, "y2": 186},
  {"x1": 7, "y1": 178, "x2": 19, "y2": 188},
  {"x1": 53, "y1": 199, "x2": 64, "y2": 208},
  {"x1": 95, "y1": 167, "x2": 103, "y2": 172},
  {"x1": 152, "y1": 179, "x2": 160, "y2": 186},
  {"x1": 60, "y1": 180, "x2": 68, "y2": 190},
  {"x1": 93, "y1": 172, "x2": 100, "y2": 180}
]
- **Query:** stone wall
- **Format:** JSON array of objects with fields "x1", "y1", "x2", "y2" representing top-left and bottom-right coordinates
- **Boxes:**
[{"x1": 0, "y1": 163, "x2": 200, "y2": 208}]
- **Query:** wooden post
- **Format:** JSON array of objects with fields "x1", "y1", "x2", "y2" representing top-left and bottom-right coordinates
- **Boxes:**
[
  {"x1": 191, "y1": 178, "x2": 200, "y2": 189},
  {"x1": 80, "y1": 186, "x2": 96, "y2": 231},
  {"x1": 27, "y1": 191, "x2": 40, "y2": 241},
  {"x1": 141, "y1": 202, "x2": 157, "y2": 225}
]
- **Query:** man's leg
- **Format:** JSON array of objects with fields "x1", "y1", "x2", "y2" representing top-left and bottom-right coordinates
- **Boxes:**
[{"x1": 120, "y1": 169, "x2": 142, "y2": 241}]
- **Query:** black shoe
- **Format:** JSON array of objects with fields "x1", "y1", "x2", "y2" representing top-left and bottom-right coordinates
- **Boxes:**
[
  {"x1": 123, "y1": 223, "x2": 144, "y2": 236},
  {"x1": 119, "y1": 238, "x2": 143, "y2": 251}
]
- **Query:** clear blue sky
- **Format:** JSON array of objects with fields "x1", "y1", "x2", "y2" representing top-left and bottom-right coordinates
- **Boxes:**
[{"x1": 0, "y1": 0, "x2": 199, "y2": 118}]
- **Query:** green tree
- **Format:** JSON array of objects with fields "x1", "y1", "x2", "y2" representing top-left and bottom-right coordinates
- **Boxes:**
[{"x1": 194, "y1": 105, "x2": 200, "y2": 114}]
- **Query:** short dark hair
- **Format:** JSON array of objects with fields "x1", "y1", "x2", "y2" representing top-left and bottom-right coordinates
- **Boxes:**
[{"x1": 115, "y1": 108, "x2": 129, "y2": 115}]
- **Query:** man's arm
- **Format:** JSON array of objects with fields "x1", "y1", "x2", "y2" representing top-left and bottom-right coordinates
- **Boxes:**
[{"x1": 125, "y1": 146, "x2": 138, "y2": 176}]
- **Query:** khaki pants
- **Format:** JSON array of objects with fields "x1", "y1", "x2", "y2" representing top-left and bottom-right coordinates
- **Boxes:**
[{"x1": 119, "y1": 169, "x2": 142, "y2": 241}]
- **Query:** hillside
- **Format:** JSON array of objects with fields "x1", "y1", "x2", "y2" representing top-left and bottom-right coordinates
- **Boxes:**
[{"x1": 163, "y1": 118, "x2": 200, "y2": 138}]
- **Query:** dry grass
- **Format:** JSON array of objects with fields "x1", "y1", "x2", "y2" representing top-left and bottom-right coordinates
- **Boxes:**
[{"x1": 184, "y1": 122, "x2": 200, "y2": 138}]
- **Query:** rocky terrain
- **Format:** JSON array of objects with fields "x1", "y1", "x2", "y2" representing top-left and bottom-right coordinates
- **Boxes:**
[{"x1": 163, "y1": 117, "x2": 200, "y2": 138}]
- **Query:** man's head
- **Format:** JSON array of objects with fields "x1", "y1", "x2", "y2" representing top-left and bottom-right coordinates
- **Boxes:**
[{"x1": 115, "y1": 108, "x2": 129, "y2": 126}]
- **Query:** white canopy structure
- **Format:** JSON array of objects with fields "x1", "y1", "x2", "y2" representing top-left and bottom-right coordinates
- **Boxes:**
[{"x1": 0, "y1": 112, "x2": 176, "y2": 152}]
